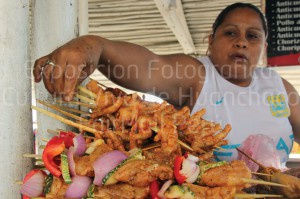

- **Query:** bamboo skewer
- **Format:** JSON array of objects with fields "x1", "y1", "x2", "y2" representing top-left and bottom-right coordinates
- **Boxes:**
[
  {"x1": 75, "y1": 93, "x2": 96, "y2": 104},
  {"x1": 236, "y1": 147, "x2": 266, "y2": 169},
  {"x1": 178, "y1": 139, "x2": 194, "y2": 152},
  {"x1": 55, "y1": 100, "x2": 96, "y2": 109},
  {"x1": 42, "y1": 138, "x2": 49, "y2": 142},
  {"x1": 37, "y1": 100, "x2": 89, "y2": 123},
  {"x1": 32, "y1": 106, "x2": 100, "y2": 135},
  {"x1": 240, "y1": 178, "x2": 288, "y2": 187},
  {"x1": 38, "y1": 98, "x2": 194, "y2": 151},
  {"x1": 98, "y1": 82, "x2": 108, "y2": 88},
  {"x1": 28, "y1": 83, "x2": 287, "y2": 198},
  {"x1": 77, "y1": 85, "x2": 193, "y2": 151},
  {"x1": 78, "y1": 85, "x2": 97, "y2": 99},
  {"x1": 35, "y1": 161, "x2": 45, "y2": 166},
  {"x1": 234, "y1": 193, "x2": 283, "y2": 198},
  {"x1": 251, "y1": 172, "x2": 272, "y2": 176},
  {"x1": 57, "y1": 105, "x2": 91, "y2": 116},
  {"x1": 15, "y1": 181, "x2": 23, "y2": 185},
  {"x1": 23, "y1": 154, "x2": 42, "y2": 159},
  {"x1": 47, "y1": 129, "x2": 59, "y2": 135},
  {"x1": 142, "y1": 143, "x2": 161, "y2": 151},
  {"x1": 89, "y1": 78, "x2": 107, "y2": 88},
  {"x1": 213, "y1": 146, "x2": 227, "y2": 151}
]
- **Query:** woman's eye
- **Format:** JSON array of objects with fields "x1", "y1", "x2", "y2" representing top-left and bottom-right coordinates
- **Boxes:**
[
  {"x1": 225, "y1": 31, "x2": 235, "y2": 36},
  {"x1": 247, "y1": 33, "x2": 260, "y2": 40}
]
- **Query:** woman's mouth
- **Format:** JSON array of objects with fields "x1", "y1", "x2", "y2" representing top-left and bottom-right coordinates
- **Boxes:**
[{"x1": 231, "y1": 53, "x2": 247, "y2": 62}]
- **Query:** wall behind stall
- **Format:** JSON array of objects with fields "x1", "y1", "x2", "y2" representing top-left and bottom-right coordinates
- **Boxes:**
[
  {"x1": 0, "y1": 0, "x2": 33, "y2": 198},
  {"x1": 30, "y1": 0, "x2": 79, "y2": 156},
  {"x1": 0, "y1": 0, "x2": 80, "y2": 197}
]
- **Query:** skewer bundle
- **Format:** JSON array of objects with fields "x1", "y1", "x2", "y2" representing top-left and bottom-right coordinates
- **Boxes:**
[
  {"x1": 20, "y1": 79, "x2": 286, "y2": 199},
  {"x1": 237, "y1": 148, "x2": 300, "y2": 199}
]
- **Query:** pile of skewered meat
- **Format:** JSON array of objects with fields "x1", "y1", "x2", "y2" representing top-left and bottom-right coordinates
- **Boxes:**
[{"x1": 20, "y1": 80, "x2": 288, "y2": 199}]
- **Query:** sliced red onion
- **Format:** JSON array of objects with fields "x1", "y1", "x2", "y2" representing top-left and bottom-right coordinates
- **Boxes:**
[
  {"x1": 186, "y1": 154, "x2": 199, "y2": 163},
  {"x1": 185, "y1": 165, "x2": 200, "y2": 183},
  {"x1": 65, "y1": 175, "x2": 92, "y2": 198},
  {"x1": 67, "y1": 147, "x2": 76, "y2": 176},
  {"x1": 179, "y1": 159, "x2": 197, "y2": 178},
  {"x1": 157, "y1": 180, "x2": 173, "y2": 199},
  {"x1": 20, "y1": 170, "x2": 46, "y2": 197},
  {"x1": 73, "y1": 134, "x2": 86, "y2": 156},
  {"x1": 93, "y1": 150, "x2": 127, "y2": 186}
]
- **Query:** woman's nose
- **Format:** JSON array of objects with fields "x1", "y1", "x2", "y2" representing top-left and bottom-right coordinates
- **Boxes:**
[{"x1": 234, "y1": 38, "x2": 247, "y2": 48}]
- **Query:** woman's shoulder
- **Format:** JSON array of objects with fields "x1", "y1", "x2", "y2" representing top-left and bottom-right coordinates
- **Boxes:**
[
  {"x1": 255, "y1": 66, "x2": 278, "y2": 73},
  {"x1": 254, "y1": 66, "x2": 281, "y2": 80}
]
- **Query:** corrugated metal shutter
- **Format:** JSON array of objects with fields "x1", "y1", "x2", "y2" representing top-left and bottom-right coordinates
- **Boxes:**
[
  {"x1": 88, "y1": 0, "x2": 300, "y2": 99},
  {"x1": 274, "y1": 66, "x2": 300, "y2": 93},
  {"x1": 89, "y1": 0, "x2": 260, "y2": 90}
]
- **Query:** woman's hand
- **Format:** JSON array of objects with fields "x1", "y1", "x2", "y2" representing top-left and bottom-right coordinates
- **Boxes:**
[
  {"x1": 33, "y1": 35, "x2": 203, "y2": 107},
  {"x1": 33, "y1": 36, "x2": 102, "y2": 101}
]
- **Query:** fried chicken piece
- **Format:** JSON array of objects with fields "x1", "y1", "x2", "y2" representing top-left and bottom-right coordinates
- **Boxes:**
[
  {"x1": 74, "y1": 142, "x2": 113, "y2": 176},
  {"x1": 116, "y1": 97, "x2": 140, "y2": 127},
  {"x1": 138, "y1": 101, "x2": 161, "y2": 114},
  {"x1": 86, "y1": 79, "x2": 102, "y2": 95},
  {"x1": 259, "y1": 167, "x2": 300, "y2": 199},
  {"x1": 105, "y1": 130, "x2": 126, "y2": 151},
  {"x1": 270, "y1": 172, "x2": 300, "y2": 199},
  {"x1": 129, "y1": 116, "x2": 157, "y2": 149},
  {"x1": 92, "y1": 96, "x2": 123, "y2": 118},
  {"x1": 198, "y1": 151, "x2": 215, "y2": 161},
  {"x1": 161, "y1": 106, "x2": 190, "y2": 127},
  {"x1": 45, "y1": 177, "x2": 67, "y2": 199},
  {"x1": 105, "y1": 87, "x2": 128, "y2": 97},
  {"x1": 200, "y1": 160, "x2": 251, "y2": 189},
  {"x1": 151, "y1": 101, "x2": 176, "y2": 124},
  {"x1": 154, "y1": 122, "x2": 179, "y2": 154},
  {"x1": 181, "y1": 108, "x2": 231, "y2": 154},
  {"x1": 143, "y1": 148, "x2": 179, "y2": 166},
  {"x1": 184, "y1": 183, "x2": 236, "y2": 199},
  {"x1": 183, "y1": 108, "x2": 206, "y2": 135},
  {"x1": 94, "y1": 183, "x2": 149, "y2": 199},
  {"x1": 88, "y1": 82, "x2": 126, "y2": 118},
  {"x1": 190, "y1": 124, "x2": 231, "y2": 153},
  {"x1": 79, "y1": 119, "x2": 110, "y2": 132},
  {"x1": 283, "y1": 167, "x2": 300, "y2": 178},
  {"x1": 114, "y1": 159, "x2": 173, "y2": 187}
]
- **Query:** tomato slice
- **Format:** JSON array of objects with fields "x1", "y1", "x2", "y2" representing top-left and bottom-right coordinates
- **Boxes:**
[
  {"x1": 59, "y1": 131, "x2": 75, "y2": 148},
  {"x1": 149, "y1": 180, "x2": 161, "y2": 199},
  {"x1": 173, "y1": 156, "x2": 186, "y2": 184}
]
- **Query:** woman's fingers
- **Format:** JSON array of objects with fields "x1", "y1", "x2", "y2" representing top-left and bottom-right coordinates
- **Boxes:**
[
  {"x1": 33, "y1": 52, "x2": 93, "y2": 101},
  {"x1": 63, "y1": 63, "x2": 86, "y2": 101},
  {"x1": 42, "y1": 60, "x2": 55, "y2": 94},
  {"x1": 52, "y1": 58, "x2": 67, "y2": 97},
  {"x1": 33, "y1": 56, "x2": 50, "y2": 83}
]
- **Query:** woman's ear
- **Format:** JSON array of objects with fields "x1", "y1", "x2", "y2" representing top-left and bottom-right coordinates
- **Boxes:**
[
  {"x1": 208, "y1": 34, "x2": 214, "y2": 46},
  {"x1": 207, "y1": 34, "x2": 214, "y2": 54},
  {"x1": 264, "y1": 42, "x2": 268, "y2": 52}
]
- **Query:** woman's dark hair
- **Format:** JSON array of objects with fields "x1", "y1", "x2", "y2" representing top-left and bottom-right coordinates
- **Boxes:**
[{"x1": 212, "y1": 2, "x2": 268, "y2": 37}]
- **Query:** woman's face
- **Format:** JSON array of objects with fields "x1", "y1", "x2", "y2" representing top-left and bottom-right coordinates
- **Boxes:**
[{"x1": 208, "y1": 7, "x2": 267, "y2": 86}]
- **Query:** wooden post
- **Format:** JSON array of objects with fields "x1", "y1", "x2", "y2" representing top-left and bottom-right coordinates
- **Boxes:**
[
  {"x1": 0, "y1": 0, "x2": 33, "y2": 198},
  {"x1": 31, "y1": 0, "x2": 79, "y2": 152}
]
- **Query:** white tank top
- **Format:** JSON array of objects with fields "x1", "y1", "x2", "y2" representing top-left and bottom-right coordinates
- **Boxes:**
[{"x1": 191, "y1": 56, "x2": 294, "y2": 166}]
